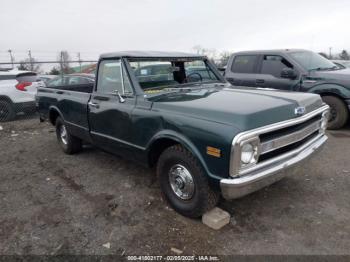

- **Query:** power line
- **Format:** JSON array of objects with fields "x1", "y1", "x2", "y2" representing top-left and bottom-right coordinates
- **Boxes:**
[{"x1": 0, "y1": 60, "x2": 97, "y2": 65}]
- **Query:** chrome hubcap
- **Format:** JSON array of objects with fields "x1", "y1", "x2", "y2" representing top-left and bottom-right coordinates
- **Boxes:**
[
  {"x1": 60, "y1": 125, "x2": 68, "y2": 145},
  {"x1": 169, "y1": 164, "x2": 194, "y2": 200}
]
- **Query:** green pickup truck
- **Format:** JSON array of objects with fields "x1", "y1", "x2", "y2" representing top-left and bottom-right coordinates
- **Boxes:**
[{"x1": 36, "y1": 51, "x2": 330, "y2": 218}]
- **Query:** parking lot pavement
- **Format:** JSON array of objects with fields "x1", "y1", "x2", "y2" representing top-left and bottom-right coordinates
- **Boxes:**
[{"x1": 0, "y1": 118, "x2": 349, "y2": 255}]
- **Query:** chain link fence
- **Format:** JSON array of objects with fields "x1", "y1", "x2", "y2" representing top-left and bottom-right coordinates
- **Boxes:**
[{"x1": 0, "y1": 100, "x2": 37, "y2": 122}]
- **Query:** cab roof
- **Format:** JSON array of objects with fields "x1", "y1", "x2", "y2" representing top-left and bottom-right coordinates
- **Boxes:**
[
  {"x1": 100, "y1": 51, "x2": 205, "y2": 59},
  {"x1": 233, "y1": 49, "x2": 309, "y2": 55}
]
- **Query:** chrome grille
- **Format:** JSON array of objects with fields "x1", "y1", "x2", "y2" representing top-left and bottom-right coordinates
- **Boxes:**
[
  {"x1": 260, "y1": 120, "x2": 321, "y2": 155},
  {"x1": 229, "y1": 105, "x2": 330, "y2": 177}
]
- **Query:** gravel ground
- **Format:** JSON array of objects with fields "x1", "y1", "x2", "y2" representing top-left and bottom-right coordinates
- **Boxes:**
[{"x1": 0, "y1": 118, "x2": 349, "y2": 256}]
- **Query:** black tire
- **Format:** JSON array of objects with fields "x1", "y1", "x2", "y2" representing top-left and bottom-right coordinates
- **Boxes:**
[
  {"x1": 157, "y1": 144, "x2": 220, "y2": 218},
  {"x1": 55, "y1": 117, "x2": 82, "y2": 154},
  {"x1": 322, "y1": 96, "x2": 349, "y2": 130},
  {"x1": 0, "y1": 100, "x2": 15, "y2": 122}
]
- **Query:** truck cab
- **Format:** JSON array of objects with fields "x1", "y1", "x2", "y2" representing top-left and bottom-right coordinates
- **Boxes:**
[{"x1": 225, "y1": 49, "x2": 350, "y2": 129}]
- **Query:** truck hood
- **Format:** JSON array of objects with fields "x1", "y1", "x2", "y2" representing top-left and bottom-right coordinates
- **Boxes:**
[
  {"x1": 150, "y1": 86, "x2": 323, "y2": 131},
  {"x1": 311, "y1": 68, "x2": 350, "y2": 87}
]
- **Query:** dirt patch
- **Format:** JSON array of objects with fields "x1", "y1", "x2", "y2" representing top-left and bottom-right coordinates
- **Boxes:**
[{"x1": 0, "y1": 118, "x2": 349, "y2": 255}]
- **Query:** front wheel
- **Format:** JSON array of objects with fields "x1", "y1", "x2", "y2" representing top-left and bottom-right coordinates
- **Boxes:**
[
  {"x1": 322, "y1": 96, "x2": 349, "y2": 130},
  {"x1": 55, "y1": 117, "x2": 82, "y2": 154},
  {"x1": 157, "y1": 144, "x2": 220, "y2": 218}
]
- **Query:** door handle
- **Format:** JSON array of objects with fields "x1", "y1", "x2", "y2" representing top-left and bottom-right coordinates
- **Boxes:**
[
  {"x1": 88, "y1": 101, "x2": 100, "y2": 109},
  {"x1": 256, "y1": 79, "x2": 265, "y2": 84},
  {"x1": 56, "y1": 91, "x2": 64, "y2": 94}
]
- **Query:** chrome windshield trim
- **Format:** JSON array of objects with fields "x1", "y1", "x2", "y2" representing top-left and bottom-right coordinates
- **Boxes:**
[
  {"x1": 229, "y1": 104, "x2": 330, "y2": 177},
  {"x1": 260, "y1": 120, "x2": 321, "y2": 154}
]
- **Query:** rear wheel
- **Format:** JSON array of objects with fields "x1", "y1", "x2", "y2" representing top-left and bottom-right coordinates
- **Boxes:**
[
  {"x1": 0, "y1": 100, "x2": 15, "y2": 122},
  {"x1": 322, "y1": 96, "x2": 349, "y2": 130},
  {"x1": 55, "y1": 117, "x2": 82, "y2": 154},
  {"x1": 157, "y1": 144, "x2": 220, "y2": 218}
]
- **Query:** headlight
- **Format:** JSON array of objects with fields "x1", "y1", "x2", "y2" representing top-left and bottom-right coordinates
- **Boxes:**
[
  {"x1": 240, "y1": 138, "x2": 260, "y2": 166},
  {"x1": 241, "y1": 143, "x2": 255, "y2": 164},
  {"x1": 230, "y1": 136, "x2": 261, "y2": 177}
]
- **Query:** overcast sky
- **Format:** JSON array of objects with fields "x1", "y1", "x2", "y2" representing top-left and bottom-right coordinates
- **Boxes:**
[{"x1": 1, "y1": 0, "x2": 349, "y2": 64}]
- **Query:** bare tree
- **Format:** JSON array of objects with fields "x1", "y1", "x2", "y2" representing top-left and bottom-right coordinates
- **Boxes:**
[
  {"x1": 58, "y1": 50, "x2": 73, "y2": 74},
  {"x1": 17, "y1": 58, "x2": 41, "y2": 72},
  {"x1": 217, "y1": 51, "x2": 232, "y2": 67},
  {"x1": 192, "y1": 45, "x2": 217, "y2": 59},
  {"x1": 49, "y1": 67, "x2": 60, "y2": 75},
  {"x1": 338, "y1": 50, "x2": 350, "y2": 60},
  {"x1": 17, "y1": 61, "x2": 29, "y2": 71}
]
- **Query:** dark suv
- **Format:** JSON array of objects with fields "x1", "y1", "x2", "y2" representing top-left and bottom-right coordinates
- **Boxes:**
[{"x1": 225, "y1": 49, "x2": 350, "y2": 129}]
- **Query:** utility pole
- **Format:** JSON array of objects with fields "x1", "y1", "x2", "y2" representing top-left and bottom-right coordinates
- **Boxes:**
[
  {"x1": 60, "y1": 51, "x2": 64, "y2": 78},
  {"x1": 8, "y1": 50, "x2": 14, "y2": 69},
  {"x1": 329, "y1": 47, "x2": 332, "y2": 59},
  {"x1": 77, "y1": 52, "x2": 82, "y2": 73},
  {"x1": 28, "y1": 50, "x2": 33, "y2": 71}
]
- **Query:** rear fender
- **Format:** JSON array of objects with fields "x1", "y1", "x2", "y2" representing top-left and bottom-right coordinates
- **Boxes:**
[{"x1": 48, "y1": 106, "x2": 64, "y2": 125}]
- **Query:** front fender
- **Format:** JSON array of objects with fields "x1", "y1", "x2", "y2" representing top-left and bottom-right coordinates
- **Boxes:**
[
  {"x1": 309, "y1": 84, "x2": 350, "y2": 99},
  {"x1": 146, "y1": 130, "x2": 225, "y2": 182}
]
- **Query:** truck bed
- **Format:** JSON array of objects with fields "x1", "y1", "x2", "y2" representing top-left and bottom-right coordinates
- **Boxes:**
[{"x1": 36, "y1": 83, "x2": 93, "y2": 142}]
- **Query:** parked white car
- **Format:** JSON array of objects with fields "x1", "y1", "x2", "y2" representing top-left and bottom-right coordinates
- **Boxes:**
[{"x1": 0, "y1": 70, "x2": 44, "y2": 121}]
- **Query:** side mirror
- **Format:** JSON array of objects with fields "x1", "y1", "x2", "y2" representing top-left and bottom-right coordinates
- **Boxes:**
[
  {"x1": 217, "y1": 67, "x2": 226, "y2": 76},
  {"x1": 281, "y1": 68, "x2": 297, "y2": 80}
]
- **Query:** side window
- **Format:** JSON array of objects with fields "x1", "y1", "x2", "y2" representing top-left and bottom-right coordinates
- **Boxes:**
[
  {"x1": 79, "y1": 78, "x2": 91, "y2": 84},
  {"x1": 67, "y1": 77, "x2": 81, "y2": 85},
  {"x1": 97, "y1": 60, "x2": 123, "y2": 94},
  {"x1": 260, "y1": 55, "x2": 293, "y2": 78},
  {"x1": 231, "y1": 55, "x2": 258, "y2": 73},
  {"x1": 47, "y1": 77, "x2": 64, "y2": 87}
]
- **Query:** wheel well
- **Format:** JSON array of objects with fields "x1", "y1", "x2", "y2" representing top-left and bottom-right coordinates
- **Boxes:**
[
  {"x1": 319, "y1": 92, "x2": 348, "y2": 110},
  {"x1": 319, "y1": 92, "x2": 344, "y2": 101},
  {"x1": 148, "y1": 138, "x2": 179, "y2": 167},
  {"x1": 0, "y1": 96, "x2": 13, "y2": 104},
  {"x1": 49, "y1": 109, "x2": 60, "y2": 125}
]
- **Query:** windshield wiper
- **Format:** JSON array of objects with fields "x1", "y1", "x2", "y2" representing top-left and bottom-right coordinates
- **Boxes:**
[{"x1": 309, "y1": 66, "x2": 338, "y2": 71}]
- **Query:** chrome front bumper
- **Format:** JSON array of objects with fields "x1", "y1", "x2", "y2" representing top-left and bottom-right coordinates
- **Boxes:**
[{"x1": 220, "y1": 133, "x2": 327, "y2": 200}]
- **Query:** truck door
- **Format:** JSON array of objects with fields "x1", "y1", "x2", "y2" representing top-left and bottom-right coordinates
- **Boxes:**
[
  {"x1": 256, "y1": 55, "x2": 300, "y2": 90},
  {"x1": 225, "y1": 55, "x2": 259, "y2": 87},
  {"x1": 88, "y1": 59, "x2": 136, "y2": 157}
]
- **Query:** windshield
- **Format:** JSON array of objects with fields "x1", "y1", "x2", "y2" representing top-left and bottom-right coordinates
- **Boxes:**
[
  {"x1": 290, "y1": 51, "x2": 337, "y2": 71},
  {"x1": 127, "y1": 58, "x2": 220, "y2": 93}
]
